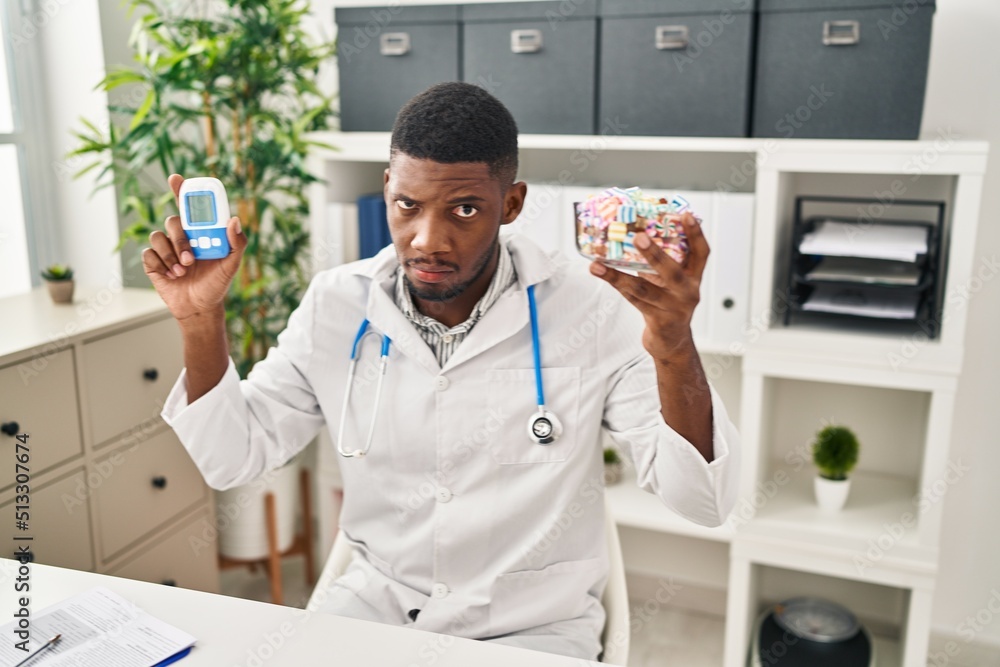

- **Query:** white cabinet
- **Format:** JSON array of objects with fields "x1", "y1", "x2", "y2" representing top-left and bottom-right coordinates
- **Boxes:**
[{"x1": 0, "y1": 287, "x2": 220, "y2": 593}]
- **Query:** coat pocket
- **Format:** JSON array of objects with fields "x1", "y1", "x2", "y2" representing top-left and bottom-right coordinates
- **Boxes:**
[
  {"x1": 490, "y1": 556, "x2": 605, "y2": 636},
  {"x1": 484, "y1": 366, "x2": 582, "y2": 464}
]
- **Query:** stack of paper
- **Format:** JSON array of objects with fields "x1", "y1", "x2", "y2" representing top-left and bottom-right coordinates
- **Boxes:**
[
  {"x1": 0, "y1": 587, "x2": 195, "y2": 666},
  {"x1": 802, "y1": 285, "x2": 920, "y2": 320},
  {"x1": 805, "y1": 256, "x2": 922, "y2": 286},
  {"x1": 799, "y1": 220, "x2": 929, "y2": 262}
]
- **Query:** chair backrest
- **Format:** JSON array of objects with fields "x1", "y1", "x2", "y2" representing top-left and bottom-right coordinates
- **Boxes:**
[
  {"x1": 306, "y1": 527, "x2": 354, "y2": 613},
  {"x1": 307, "y1": 496, "x2": 630, "y2": 664}
]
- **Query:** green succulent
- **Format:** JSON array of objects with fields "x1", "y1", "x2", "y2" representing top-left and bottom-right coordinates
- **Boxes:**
[
  {"x1": 812, "y1": 425, "x2": 860, "y2": 481},
  {"x1": 603, "y1": 447, "x2": 622, "y2": 465},
  {"x1": 41, "y1": 264, "x2": 74, "y2": 281}
]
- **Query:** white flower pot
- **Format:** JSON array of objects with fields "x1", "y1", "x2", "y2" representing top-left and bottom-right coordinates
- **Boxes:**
[
  {"x1": 603, "y1": 462, "x2": 623, "y2": 486},
  {"x1": 217, "y1": 458, "x2": 301, "y2": 560},
  {"x1": 814, "y1": 476, "x2": 851, "y2": 512}
]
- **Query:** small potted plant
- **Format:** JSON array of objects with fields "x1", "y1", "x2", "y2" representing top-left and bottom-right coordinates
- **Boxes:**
[
  {"x1": 812, "y1": 425, "x2": 860, "y2": 512},
  {"x1": 603, "y1": 446, "x2": 624, "y2": 486},
  {"x1": 41, "y1": 264, "x2": 75, "y2": 304}
]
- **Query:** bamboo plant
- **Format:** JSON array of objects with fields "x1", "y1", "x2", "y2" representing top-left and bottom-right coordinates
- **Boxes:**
[{"x1": 71, "y1": 0, "x2": 336, "y2": 378}]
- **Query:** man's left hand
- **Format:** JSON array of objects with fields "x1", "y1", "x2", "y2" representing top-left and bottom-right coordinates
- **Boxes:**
[{"x1": 589, "y1": 212, "x2": 708, "y2": 361}]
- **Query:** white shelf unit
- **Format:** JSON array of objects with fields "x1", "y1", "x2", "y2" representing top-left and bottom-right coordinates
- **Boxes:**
[{"x1": 305, "y1": 131, "x2": 989, "y2": 667}]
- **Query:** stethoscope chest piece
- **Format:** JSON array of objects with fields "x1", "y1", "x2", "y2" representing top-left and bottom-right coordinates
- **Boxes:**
[{"x1": 528, "y1": 408, "x2": 562, "y2": 445}]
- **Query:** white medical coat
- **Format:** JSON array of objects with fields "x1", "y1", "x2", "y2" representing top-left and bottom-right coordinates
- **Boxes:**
[{"x1": 161, "y1": 234, "x2": 740, "y2": 660}]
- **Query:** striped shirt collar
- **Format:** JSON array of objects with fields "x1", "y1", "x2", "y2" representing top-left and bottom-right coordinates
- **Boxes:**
[{"x1": 393, "y1": 239, "x2": 517, "y2": 365}]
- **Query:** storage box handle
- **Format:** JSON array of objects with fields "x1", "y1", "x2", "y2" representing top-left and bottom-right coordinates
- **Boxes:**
[
  {"x1": 655, "y1": 25, "x2": 689, "y2": 50},
  {"x1": 511, "y1": 29, "x2": 543, "y2": 53},
  {"x1": 823, "y1": 20, "x2": 860, "y2": 46},
  {"x1": 380, "y1": 32, "x2": 410, "y2": 56}
]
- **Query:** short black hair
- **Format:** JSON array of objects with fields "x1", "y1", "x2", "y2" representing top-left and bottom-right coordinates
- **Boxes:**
[{"x1": 390, "y1": 82, "x2": 519, "y2": 185}]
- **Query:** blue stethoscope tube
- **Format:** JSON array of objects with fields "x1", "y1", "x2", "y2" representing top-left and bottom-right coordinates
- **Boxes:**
[
  {"x1": 337, "y1": 284, "x2": 560, "y2": 458},
  {"x1": 337, "y1": 319, "x2": 392, "y2": 457}
]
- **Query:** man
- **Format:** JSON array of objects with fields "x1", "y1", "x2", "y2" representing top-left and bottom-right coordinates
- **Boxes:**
[{"x1": 148, "y1": 82, "x2": 739, "y2": 661}]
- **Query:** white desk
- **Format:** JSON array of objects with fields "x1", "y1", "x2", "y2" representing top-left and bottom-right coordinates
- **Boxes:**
[{"x1": 0, "y1": 560, "x2": 599, "y2": 666}]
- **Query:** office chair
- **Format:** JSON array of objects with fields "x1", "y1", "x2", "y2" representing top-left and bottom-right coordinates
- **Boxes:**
[{"x1": 307, "y1": 494, "x2": 630, "y2": 665}]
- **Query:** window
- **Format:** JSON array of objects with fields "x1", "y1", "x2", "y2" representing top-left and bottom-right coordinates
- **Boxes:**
[{"x1": 0, "y1": 2, "x2": 44, "y2": 299}]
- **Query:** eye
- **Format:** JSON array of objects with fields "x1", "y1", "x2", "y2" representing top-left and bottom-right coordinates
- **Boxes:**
[
  {"x1": 453, "y1": 204, "x2": 477, "y2": 218},
  {"x1": 396, "y1": 200, "x2": 416, "y2": 211}
]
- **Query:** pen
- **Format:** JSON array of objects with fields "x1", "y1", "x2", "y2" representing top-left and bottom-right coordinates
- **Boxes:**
[{"x1": 13, "y1": 634, "x2": 61, "y2": 667}]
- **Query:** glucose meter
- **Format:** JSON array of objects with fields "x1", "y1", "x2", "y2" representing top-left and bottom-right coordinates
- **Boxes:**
[{"x1": 179, "y1": 177, "x2": 231, "y2": 260}]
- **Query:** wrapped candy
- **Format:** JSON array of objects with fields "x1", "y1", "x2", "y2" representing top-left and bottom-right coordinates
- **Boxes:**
[
  {"x1": 607, "y1": 221, "x2": 628, "y2": 242},
  {"x1": 574, "y1": 187, "x2": 696, "y2": 271}
]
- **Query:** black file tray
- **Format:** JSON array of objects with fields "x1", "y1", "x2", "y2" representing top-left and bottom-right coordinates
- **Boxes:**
[{"x1": 783, "y1": 196, "x2": 945, "y2": 338}]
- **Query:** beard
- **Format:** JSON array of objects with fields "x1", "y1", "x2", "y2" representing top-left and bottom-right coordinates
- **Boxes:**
[{"x1": 404, "y1": 236, "x2": 499, "y2": 304}]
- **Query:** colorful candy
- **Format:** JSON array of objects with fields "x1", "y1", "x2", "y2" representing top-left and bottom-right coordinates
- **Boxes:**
[{"x1": 574, "y1": 187, "x2": 696, "y2": 270}]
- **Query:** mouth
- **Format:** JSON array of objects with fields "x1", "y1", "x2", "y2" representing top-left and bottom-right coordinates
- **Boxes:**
[{"x1": 408, "y1": 264, "x2": 456, "y2": 284}]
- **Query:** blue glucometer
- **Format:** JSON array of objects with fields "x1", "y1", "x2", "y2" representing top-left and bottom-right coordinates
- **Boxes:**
[{"x1": 179, "y1": 177, "x2": 231, "y2": 260}]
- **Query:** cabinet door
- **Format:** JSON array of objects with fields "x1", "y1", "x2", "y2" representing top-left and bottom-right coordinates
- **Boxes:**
[
  {"x1": 0, "y1": 468, "x2": 94, "y2": 571},
  {"x1": 0, "y1": 348, "x2": 83, "y2": 492},
  {"x1": 108, "y1": 511, "x2": 219, "y2": 594},
  {"x1": 706, "y1": 193, "x2": 755, "y2": 348},
  {"x1": 94, "y1": 427, "x2": 207, "y2": 561},
  {"x1": 82, "y1": 317, "x2": 183, "y2": 448},
  {"x1": 338, "y1": 23, "x2": 460, "y2": 132}
]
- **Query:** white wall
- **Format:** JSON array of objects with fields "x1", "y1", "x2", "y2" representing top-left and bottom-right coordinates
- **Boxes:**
[
  {"x1": 39, "y1": 0, "x2": 119, "y2": 290},
  {"x1": 918, "y1": 0, "x2": 1000, "y2": 648},
  {"x1": 45, "y1": 0, "x2": 1000, "y2": 651}
]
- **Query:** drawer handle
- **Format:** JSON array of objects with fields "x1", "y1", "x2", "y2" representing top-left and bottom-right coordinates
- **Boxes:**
[
  {"x1": 151, "y1": 476, "x2": 168, "y2": 489},
  {"x1": 823, "y1": 20, "x2": 860, "y2": 46},
  {"x1": 1, "y1": 421, "x2": 19, "y2": 436},
  {"x1": 723, "y1": 298, "x2": 735, "y2": 310},
  {"x1": 143, "y1": 367, "x2": 159, "y2": 382},
  {"x1": 511, "y1": 29, "x2": 543, "y2": 54},
  {"x1": 380, "y1": 32, "x2": 410, "y2": 56},
  {"x1": 161, "y1": 578, "x2": 177, "y2": 586},
  {"x1": 655, "y1": 25, "x2": 689, "y2": 50}
]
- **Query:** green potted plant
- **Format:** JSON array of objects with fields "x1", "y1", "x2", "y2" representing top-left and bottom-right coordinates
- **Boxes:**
[
  {"x1": 41, "y1": 264, "x2": 75, "y2": 304},
  {"x1": 812, "y1": 425, "x2": 860, "y2": 512},
  {"x1": 603, "y1": 446, "x2": 624, "y2": 486},
  {"x1": 70, "y1": 0, "x2": 334, "y2": 558}
]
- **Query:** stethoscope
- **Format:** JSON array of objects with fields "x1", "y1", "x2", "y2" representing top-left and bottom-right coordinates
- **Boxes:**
[{"x1": 337, "y1": 284, "x2": 562, "y2": 457}]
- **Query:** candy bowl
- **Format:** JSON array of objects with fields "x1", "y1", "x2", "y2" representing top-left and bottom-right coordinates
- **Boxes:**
[{"x1": 574, "y1": 186, "x2": 695, "y2": 272}]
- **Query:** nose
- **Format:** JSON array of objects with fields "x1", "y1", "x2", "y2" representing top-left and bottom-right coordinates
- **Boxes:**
[{"x1": 410, "y1": 214, "x2": 452, "y2": 257}]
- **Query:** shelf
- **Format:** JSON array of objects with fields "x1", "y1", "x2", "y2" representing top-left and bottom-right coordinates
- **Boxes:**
[
  {"x1": 737, "y1": 464, "x2": 936, "y2": 578},
  {"x1": 606, "y1": 468, "x2": 734, "y2": 543},
  {"x1": 746, "y1": 329, "x2": 961, "y2": 389},
  {"x1": 306, "y1": 131, "x2": 989, "y2": 170}
]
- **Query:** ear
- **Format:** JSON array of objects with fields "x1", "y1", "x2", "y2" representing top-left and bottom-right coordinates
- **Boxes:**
[
  {"x1": 383, "y1": 167, "x2": 390, "y2": 187},
  {"x1": 500, "y1": 181, "x2": 528, "y2": 226}
]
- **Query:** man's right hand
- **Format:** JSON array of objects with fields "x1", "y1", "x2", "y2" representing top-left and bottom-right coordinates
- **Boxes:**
[{"x1": 141, "y1": 173, "x2": 248, "y2": 323}]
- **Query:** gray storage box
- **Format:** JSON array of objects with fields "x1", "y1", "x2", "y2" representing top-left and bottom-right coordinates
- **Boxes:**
[
  {"x1": 462, "y1": 1, "x2": 598, "y2": 135},
  {"x1": 753, "y1": 0, "x2": 936, "y2": 139},
  {"x1": 336, "y1": 5, "x2": 460, "y2": 132},
  {"x1": 599, "y1": 0, "x2": 756, "y2": 138}
]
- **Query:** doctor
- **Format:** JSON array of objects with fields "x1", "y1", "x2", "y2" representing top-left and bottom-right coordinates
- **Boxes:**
[{"x1": 148, "y1": 82, "x2": 739, "y2": 662}]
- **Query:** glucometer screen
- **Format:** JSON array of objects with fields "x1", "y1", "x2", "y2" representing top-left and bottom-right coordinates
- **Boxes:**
[{"x1": 186, "y1": 193, "x2": 216, "y2": 225}]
